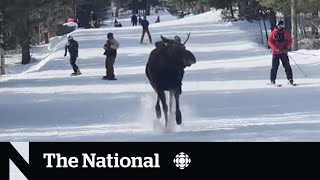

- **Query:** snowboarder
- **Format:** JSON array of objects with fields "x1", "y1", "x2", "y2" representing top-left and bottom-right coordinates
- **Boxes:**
[
  {"x1": 268, "y1": 20, "x2": 294, "y2": 85},
  {"x1": 140, "y1": 16, "x2": 152, "y2": 44},
  {"x1": 103, "y1": 32, "x2": 119, "y2": 80},
  {"x1": 64, "y1": 35, "x2": 81, "y2": 76},
  {"x1": 131, "y1": 14, "x2": 138, "y2": 26}
]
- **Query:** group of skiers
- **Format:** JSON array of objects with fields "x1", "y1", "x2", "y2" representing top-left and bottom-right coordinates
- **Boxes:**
[
  {"x1": 64, "y1": 33, "x2": 119, "y2": 80},
  {"x1": 131, "y1": 14, "x2": 160, "y2": 26},
  {"x1": 64, "y1": 13, "x2": 156, "y2": 79},
  {"x1": 131, "y1": 14, "x2": 141, "y2": 26},
  {"x1": 64, "y1": 18, "x2": 296, "y2": 85}
]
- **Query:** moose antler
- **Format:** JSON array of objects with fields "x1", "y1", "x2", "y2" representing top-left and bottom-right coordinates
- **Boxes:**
[{"x1": 183, "y1": 32, "x2": 191, "y2": 45}]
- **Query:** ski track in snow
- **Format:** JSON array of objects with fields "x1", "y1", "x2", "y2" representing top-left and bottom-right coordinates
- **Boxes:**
[{"x1": 1, "y1": 10, "x2": 320, "y2": 141}]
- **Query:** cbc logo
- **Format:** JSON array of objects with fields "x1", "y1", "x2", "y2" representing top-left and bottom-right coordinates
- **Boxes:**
[{"x1": 173, "y1": 152, "x2": 191, "y2": 169}]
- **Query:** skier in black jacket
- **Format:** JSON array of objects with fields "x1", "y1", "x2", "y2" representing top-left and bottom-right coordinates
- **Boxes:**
[
  {"x1": 131, "y1": 14, "x2": 138, "y2": 26},
  {"x1": 140, "y1": 16, "x2": 152, "y2": 44},
  {"x1": 64, "y1": 35, "x2": 81, "y2": 76}
]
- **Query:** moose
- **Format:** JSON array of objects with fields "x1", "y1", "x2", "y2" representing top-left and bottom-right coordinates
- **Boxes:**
[{"x1": 145, "y1": 33, "x2": 196, "y2": 127}]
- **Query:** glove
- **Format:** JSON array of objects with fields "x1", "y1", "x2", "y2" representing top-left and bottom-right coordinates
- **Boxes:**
[
  {"x1": 64, "y1": 54, "x2": 67, "y2": 57},
  {"x1": 103, "y1": 50, "x2": 109, "y2": 56},
  {"x1": 281, "y1": 48, "x2": 291, "y2": 53}
]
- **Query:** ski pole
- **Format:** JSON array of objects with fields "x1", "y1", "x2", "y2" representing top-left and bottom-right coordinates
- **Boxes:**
[
  {"x1": 290, "y1": 51, "x2": 318, "y2": 57},
  {"x1": 288, "y1": 54, "x2": 308, "y2": 78}
]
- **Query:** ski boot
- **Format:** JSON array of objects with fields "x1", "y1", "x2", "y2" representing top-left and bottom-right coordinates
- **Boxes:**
[
  {"x1": 289, "y1": 79, "x2": 296, "y2": 86},
  {"x1": 71, "y1": 70, "x2": 82, "y2": 76}
]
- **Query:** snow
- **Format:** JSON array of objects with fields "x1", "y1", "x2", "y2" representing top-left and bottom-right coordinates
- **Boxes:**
[
  {"x1": 103, "y1": 9, "x2": 178, "y2": 27},
  {"x1": 63, "y1": 22, "x2": 78, "y2": 29},
  {"x1": 1, "y1": 9, "x2": 320, "y2": 142}
]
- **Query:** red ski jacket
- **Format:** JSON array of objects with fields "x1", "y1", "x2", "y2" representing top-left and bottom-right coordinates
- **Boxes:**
[{"x1": 268, "y1": 28, "x2": 292, "y2": 55}]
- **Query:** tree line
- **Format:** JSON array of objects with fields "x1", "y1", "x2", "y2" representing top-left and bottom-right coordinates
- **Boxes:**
[
  {"x1": 167, "y1": 0, "x2": 320, "y2": 49},
  {"x1": 0, "y1": 0, "x2": 320, "y2": 66},
  {"x1": 0, "y1": 0, "x2": 113, "y2": 64}
]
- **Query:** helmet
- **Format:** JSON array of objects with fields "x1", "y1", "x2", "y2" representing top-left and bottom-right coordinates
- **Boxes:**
[
  {"x1": 67, "y1": 35, "x2": 73, "y2": 40},
  {"x1": 276, "y1": 20, "x2": 285, "y2": 29},
  {"x1": 174, "y1": 35, "x2": 181, "y2": 43}
]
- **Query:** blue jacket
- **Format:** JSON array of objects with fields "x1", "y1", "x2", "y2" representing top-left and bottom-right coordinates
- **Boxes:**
[{"x1": 141, "y1": 19, "x2": 149, "y2": 30}]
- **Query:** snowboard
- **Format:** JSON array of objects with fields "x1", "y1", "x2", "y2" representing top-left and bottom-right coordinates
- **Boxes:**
[
  {"x1": 70, "y1": 73, "x2": 82, "y2": 76},
  {"x1": 102, "y1": 76, "x2": 117, "y2": 80},
  {"x1": 266, "y1": 83, "x2": 297, "y2": 87},
  {"x1": 140, "y1": 42, "x2": 152, "y2": 45}
]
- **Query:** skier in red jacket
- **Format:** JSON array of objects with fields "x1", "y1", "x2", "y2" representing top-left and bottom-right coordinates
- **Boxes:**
[{"x1": 268, "y1": 20, "x2": 294, "y2": 85}]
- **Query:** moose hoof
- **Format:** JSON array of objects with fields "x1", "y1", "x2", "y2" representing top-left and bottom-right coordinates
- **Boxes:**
[
  {"x1": 156, "y1": 111, "x2": 161, "y2": 119},
  {"x1": 176, "y1": 112, "x2": 182, "y2": 125}
]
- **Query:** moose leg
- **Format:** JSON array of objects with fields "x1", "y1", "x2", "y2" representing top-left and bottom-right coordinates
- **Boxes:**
[
  {"x1": 158, "y1": 90, "x2": 169, "y2": 127},
  {"x1": 174, "y1": 90, "x2": 182, "y2": 125},
  {"x1": 169, "y1": 91, "x2": 174, "y2": 113},
  {"x1": 155, "y1": 95, "x2": 161, "y2": 119}
]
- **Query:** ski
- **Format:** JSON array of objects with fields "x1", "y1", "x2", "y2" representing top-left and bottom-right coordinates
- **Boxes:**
[
  {"x1": 266, "y1": 83, "x2": 298, "y2": 87},
  {"x1": 284, "y1": 82, "x2": 298, "y2": 86},
  {"x1": 266, "y1": 83, "x2": 282, "y2": 87}
]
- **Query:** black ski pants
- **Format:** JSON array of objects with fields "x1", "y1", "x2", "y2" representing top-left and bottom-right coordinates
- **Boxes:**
[
  {"x1": 270, "y1": 53, "x2": 293, "y2": 82},
  {"x1": 70, "y1": 56, "x2": 79, "y2": 73}
]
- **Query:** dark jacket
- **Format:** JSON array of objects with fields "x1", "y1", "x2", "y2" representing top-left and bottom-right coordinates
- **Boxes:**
[
  {"x1": 91, "y1": 13, "x2": 97, "y2": 21},
  {"x1": 141, "y1": 19, "x2": 149, "y2": 30},
  {"x1": 65, "y1": 39, "x2": 79, "y2": 57},
  {"x1": 131, "y1": 15, "x2": 137, "y2": 23}
]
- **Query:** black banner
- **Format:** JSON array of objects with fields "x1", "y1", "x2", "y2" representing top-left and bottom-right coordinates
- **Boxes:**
[{"x1": 0, "y1": 142, "x2": 319, "y2": 179}]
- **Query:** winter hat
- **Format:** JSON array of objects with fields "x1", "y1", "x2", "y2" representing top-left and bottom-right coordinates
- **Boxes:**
[
  {"x1": 107, "y1": 32, "x2": 113, "y2": 39},
  {"x1": 276, "y1": 21, "x2": 285, "y2": 29},
  {"x1": 67, "y1": 35, "x2": 73, "y2": 40}
]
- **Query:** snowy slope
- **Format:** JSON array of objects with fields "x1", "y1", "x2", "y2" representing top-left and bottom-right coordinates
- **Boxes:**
[
  {"x1": 104, "y1": 9, "x2": 178, "y2": 27},
  {"x1": 1, "y1": 10, "x2": 320, "y2": 142}
]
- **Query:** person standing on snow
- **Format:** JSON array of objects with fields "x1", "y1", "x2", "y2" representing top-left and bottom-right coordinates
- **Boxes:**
[
  {"x1": 140, "y1": 16, "x2": 152, "y2": 44},
  {"x1": 64, "y1": 35, "x2": 81, "y2": 76},
  {"x1": 90, "y1": 11, "x2": 98, "y2": 28},
  {"x1": 103, "y1": 32, "x2": 119, "y2": 80},
  {"x1": 138, "y1": 14, "x2": 142, "y2": 25},
  {"x1": 131, "y1": 14, "x2": 138, "y2": 26},
  {"x1": 268, "y1": 20, "x2": 294, "y2": 85}
]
